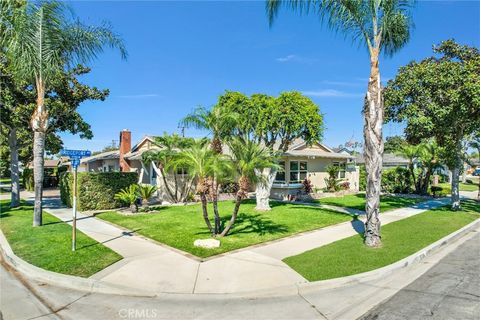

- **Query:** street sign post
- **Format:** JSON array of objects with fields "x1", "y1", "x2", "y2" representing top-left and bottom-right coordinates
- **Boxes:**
[{"x1": 60, "y1": 149, "x2": 91, "y2": 251}]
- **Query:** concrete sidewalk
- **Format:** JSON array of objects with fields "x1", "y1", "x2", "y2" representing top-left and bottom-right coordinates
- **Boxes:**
[{"x1": 11, "y1": 190, "x2": 455, "y2": 295}]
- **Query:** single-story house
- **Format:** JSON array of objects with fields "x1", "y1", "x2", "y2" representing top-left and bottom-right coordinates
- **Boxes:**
[
  {"x1": 66, "y1": 130, "x2": 359, "y2": 201},
  {"x1": 355, "y1": 153, "x2": 410, "y2": 169}
]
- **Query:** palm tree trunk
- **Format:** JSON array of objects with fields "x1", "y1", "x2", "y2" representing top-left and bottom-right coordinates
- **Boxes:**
[
  {"x1": 200, "y1": 192, "x2": 213, "y2": 234},
  {"x1": 159, "y1": 165, "x2": 177, "y2": 203},
  {"x1": 8, "y1": 127, "x2": 20, "y2": 208},
  {"x1": 363, "y1": 50, "x2": 383, "y2": 247},
  {"x1": 211, "y1": 179, "x2": 220, "y2": 234},
  {"x1": 255, "y1": 168, "x2": 276, "y2": 211},
  {"x1": 220, "y1": 192, "x2": 242, "y2": 237},
  {"x1": 32, "y1": 131, "x2": 45, "y2": 226}
]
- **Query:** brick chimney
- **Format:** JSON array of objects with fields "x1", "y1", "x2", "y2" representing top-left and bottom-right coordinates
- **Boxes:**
[{"x1": 119, "y1": 129, "x2": 131, "y2": 172}]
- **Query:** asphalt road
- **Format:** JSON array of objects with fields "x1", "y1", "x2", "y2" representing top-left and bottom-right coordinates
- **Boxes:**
[{"x1": 360, "y1": 232, "x2": 480, "y2": 320}]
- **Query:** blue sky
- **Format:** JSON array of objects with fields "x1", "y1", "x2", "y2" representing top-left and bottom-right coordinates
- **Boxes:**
[{"x1": 61, "y1": 0, "x2": 480, "y2": 152}]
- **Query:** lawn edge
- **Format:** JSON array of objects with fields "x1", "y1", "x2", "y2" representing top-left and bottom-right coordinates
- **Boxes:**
[
  {"x1": 297, "y1": 217, "x2": 480, "y2": 289},
  {"x1": 1, "y1": 217, "x2": 477, "y2": 297}
]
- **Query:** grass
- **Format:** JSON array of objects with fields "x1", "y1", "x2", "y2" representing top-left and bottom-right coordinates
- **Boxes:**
[
  {"x1": 97, "y1": 200, "x2": 353, "y2": 258},
  {"x1": 284, "y1": 200, "x2": 480, "y2": 281},
  {"x1": 314, "y1": 193, "x2": 426, "y2": 212},
  {"x1": 0, "y1": 178, "x2": 11, "y2": 184},
  {"x1": 0, "y1": 200, "x2": 122, "y2": 277},
  {"x1": 437, "y1": 182, "x2": 479, "y2": 193}
]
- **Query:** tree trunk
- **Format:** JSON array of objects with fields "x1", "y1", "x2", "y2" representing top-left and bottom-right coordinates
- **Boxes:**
[
  {"x1": 363, "y1": 50, "x2": 383, "y2": 247},
  {"x1": 159, "y1": 165, "x2": 177, "y2": 203},
  {"x1": 32, "y1": 131, "x2": 45, "y2": 226},
  {"x1": 211, "y1": 179, "x2": 221, "y2": 235},
  {"x1": 451, "y1": 166, "x2": 461, "y2": 210},
  {"x1": 255, "y1": 168, "x2": 276, "y2": 211},
  {"x1": 200, "y1": 192, "x2": 213, "y2": 235},
  {"x1": 8, "y1": 127, "x2": 20, "y2": 208},
  {"x1": 220, "y1": 192, "x2": 242, "y2": 237}
]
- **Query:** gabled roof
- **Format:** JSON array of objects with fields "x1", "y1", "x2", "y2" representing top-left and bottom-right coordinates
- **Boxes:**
[
  {"x1": 131, "y1": 136, "x2": 157, "y2": 152},
  {"x1": 80, "y1": 150, "x2": 119, "y2": 163},
  {"x1": 355, "y1": 153, "x2": 409, "y2": 165},
  {"x1": 284, "y1": 139, "x2": 353, "y2": 159}
]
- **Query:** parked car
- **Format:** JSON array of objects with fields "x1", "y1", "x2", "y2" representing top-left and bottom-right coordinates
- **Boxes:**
[{"x1": 473, "y1": 168, "x2": 480, "y2": 176}]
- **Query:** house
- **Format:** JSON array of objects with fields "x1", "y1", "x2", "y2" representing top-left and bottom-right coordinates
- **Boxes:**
[
  {"x1": 67, "y1": 130, "x2": 359, "y2": 201},
  {"x1": 355, "y1": 153, "x2": 410, "y2": 169}
]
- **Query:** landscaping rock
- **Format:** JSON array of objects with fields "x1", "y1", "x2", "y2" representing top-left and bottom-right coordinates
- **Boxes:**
[{"x1": 194, "y1": 239, "x2": 220, "y2": 249}]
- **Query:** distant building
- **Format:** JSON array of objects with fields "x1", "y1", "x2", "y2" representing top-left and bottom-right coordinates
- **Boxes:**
[{"x1": 355, "y1": 153, "x2": 410, "y2": 169}]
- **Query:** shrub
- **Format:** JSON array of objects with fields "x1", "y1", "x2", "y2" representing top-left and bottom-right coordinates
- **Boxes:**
[
  {"x1": 430, "y1": 186, "x2": 443, "y2": 197},
  {"x1": 359, "y1": 165, "x2": 366, "y2": 191},
  {"x1": 324, "y1": 165, "x2": 340, "y2": 192},
  {"x1": 302, "y1": 178, "x2": 313, "y2": 193},
  {"x1": 115, "y1": 185, "x2": 139, "y2": 213},
  {"x1": 136, "y1": 184, "x2": 157, "y2": 206},
  {"x1": 22, "y1": 168, "x2": 34, "y2": 191},
  {"x1": 59, "y1": 172, "x2": 138, "y2": 211},
  {"x1": 339, "y1": 181, "x2": 350, "y2": 190},
  {"x1": 381, "y1": 167, "x2": 413, "y2": 194}
]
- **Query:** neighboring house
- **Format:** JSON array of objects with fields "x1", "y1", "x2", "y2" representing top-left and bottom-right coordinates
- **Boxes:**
[
  {"x1": 28, "y1": 159, "x2": 62, "y2": 187},
  {"x1": 355, "y1": 153, "x2": 410, "y2": 169},
  {"x1": 66, "y1": 130, "x2": 360, "y2": 201},
  {"x1": 331, "y1": 146, "x2": 354, "y2": 155}
]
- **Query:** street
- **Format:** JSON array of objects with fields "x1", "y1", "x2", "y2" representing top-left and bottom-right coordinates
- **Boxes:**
[{"x1": 360, "y1": 233, "x2": 480, "y2": 320}]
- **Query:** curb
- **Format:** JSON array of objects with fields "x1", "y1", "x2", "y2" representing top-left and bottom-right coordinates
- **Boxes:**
[
  {"x1": 298, "y1": 217, "x2": 480, "y2": 292},
  {"x1": 0, "y1": 230, "x2": 155, "y2": 297},
  {"x1": 0, "y1": 215, "x2": 478, "y2": 298}
]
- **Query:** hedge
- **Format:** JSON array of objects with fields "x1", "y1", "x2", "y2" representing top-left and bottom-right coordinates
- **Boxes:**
[{"x1": 59, "y1": 172, "x2": 138, "y2": 211}]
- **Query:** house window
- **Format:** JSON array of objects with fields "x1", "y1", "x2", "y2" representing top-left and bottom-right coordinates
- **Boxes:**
[
  {"x1": 290, "y1": 161, "x2": 308, "y2": 183},
  {"x1": 275, "y1": 161, "x2": 286, "y2": 182},
  {"x1": 333, "y1": 162, "x2": 346, "y2": 179}
]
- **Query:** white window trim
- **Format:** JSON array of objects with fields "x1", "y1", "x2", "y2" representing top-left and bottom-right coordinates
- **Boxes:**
[{"x1": 289, "y1": 160, "x2": 308, "y2": 183}]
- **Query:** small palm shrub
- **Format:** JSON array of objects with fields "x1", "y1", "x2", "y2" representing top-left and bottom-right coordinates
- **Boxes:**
[
  {"x1": 136, "y1": 184, "x2": 157, "y2": 207},
  {"x1": 114, "y1": 185, "x2": 139, "y2": 213},
  {"x1": 324, "y1": 165, "x2": 340, "y2": 192}
]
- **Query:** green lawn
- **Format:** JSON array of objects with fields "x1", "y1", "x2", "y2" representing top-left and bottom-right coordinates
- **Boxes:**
[
  {"x1": 437, "y1": 182, "x2": 479, "y2": 193},
  {"x1": 97, "y1": 200, "x2": 353, "y2": 258},
  {"x1": 0, "y1": 200, "x2": 122, "y2": 277},
  {"x1": 284, "y1": 200, "x2": 480, "y2": 281},
  {"x1": 0, "y1": 178, "x2": 11, "y2": 184},
  {"x1": 314, "y1": 194, "x2": 426, "y2": 212}
]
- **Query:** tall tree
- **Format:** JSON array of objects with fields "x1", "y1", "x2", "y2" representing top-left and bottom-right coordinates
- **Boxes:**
[
  {"x1": 220, "y1": 138, "x2": 279, "y2": 237},
  {"x1": 2, "y1": 0, "x2": 126, "y2": 225},
  {"x1": 142, "y1": 133, "x2": 195, "y2": 204},
  {"x1": 384, "y1": 135, "x2": 406, "y2": 153},
  {"x1": 174, "y1": 140, "x2": 232, "y2": 235},
  {"x1": 1, "y1": 61, "x2": 107, "y2": 208},
  {"x1": 266, "y1": 0, "x2": 413, "y2": 247},
  {"x1": 384, "y1": 40, "x2": 480, "y2": 210},
  {"x1": 217, "y1": 91, "x2": 323, "y2": 211}
]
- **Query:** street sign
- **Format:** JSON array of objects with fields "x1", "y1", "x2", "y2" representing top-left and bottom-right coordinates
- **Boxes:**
[
  {"x1": 60, "y1": 149, "x2": 91, "y2": 251},
  {"x1": 60, "y1": 149, "x2": 91, "y2": 157},
  {"x1": 71, "y1": 159, "x2": 80, "y2": 168}
]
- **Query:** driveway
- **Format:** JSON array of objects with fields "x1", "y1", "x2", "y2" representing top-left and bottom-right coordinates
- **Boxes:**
[{"x1": 359, "y1": 233, "x2": 480, "y2": 320}]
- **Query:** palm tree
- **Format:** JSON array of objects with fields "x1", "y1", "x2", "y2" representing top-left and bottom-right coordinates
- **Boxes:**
[
  {"x1": 142, "y1": 134, "x2": 193, "y2": 203},
  {"x1": 136, "y1": 184, "x2": 158, "y2": 208},
  {"x1": 175, "y1": 140, "x2": 232, "y2": 235},
  {"x1": 220, "y1": 138, "x2": 279, "y2": 237},
  {"x1": 266, "y1": 0, "x2": 413, "y2": 247},
  {"x1": 2, "y1": 1, "x2": 126, "y2": 226},
  {"x1": 396, "y1": 144, "x2": 419, "y2": 191},
  {"x1": 180, "y1": 106, "x2": 237, "y2": 154},
  {"x1": 181, "y1": 107, "x2": 237, "y2": 231}
]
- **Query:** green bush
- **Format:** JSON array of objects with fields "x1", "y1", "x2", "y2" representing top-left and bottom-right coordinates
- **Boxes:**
[
  {"x1": 59, "y1": 172, "x2": 138, "y2": 211},
  {"x1": 430, "y1": 186, "x2": 443, "y2": 197},
  {"x1": 22, "y1": 168, "x2": 34, "y2": 191},
  {"x1": 381, "y1": 167, "x2": 413, "y2": 194},
  {"x1": 359, "y1": 165, "x2": 366, "y2": 191}
]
